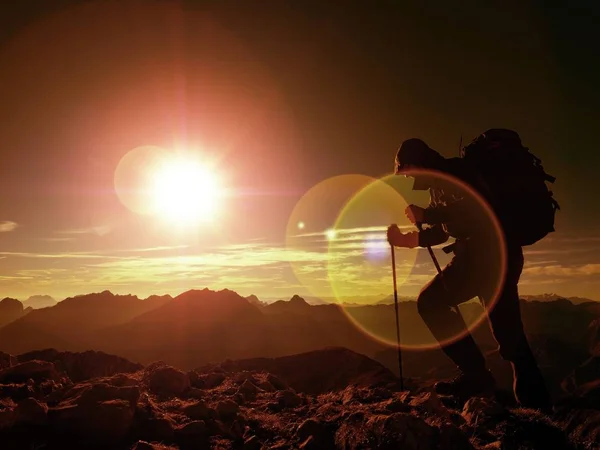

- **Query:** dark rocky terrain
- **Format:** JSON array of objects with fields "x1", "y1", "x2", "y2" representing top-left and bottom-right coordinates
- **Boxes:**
[
  {"x1": 0, "y1": 289, "x2": 599, "y2": 448},
  {"x1": 0, "y1": 347, "x2": 598, "y2": 450}
]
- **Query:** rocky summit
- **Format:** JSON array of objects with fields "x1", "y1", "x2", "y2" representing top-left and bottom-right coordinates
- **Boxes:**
[{"x1": 0, "y1": 347, "x2": 597, "y2": 450}]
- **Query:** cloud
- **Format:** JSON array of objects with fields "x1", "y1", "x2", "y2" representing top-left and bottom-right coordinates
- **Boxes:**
[
  {"x1": 0, "y1": 221, "x2": 19, "y2": 232},
  {"x1": 522, "y1": 263, "x2": 600, "y2": 277},
  {"x1": 56, "y1": 224, "x2": 112, "y2": 236}
]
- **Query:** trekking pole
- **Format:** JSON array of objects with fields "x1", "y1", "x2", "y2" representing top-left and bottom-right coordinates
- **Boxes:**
[
  {"x1": 390, "y1": 244, "x2": 404, "y2": 391},
  {"x1": 416, "y1": 222, "x2": 447, "y2": 289}
]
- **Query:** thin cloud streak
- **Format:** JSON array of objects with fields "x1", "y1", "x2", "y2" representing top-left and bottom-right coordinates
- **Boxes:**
[{"x1": 0, "y1": 221, "x2": 19, "y2": 232}]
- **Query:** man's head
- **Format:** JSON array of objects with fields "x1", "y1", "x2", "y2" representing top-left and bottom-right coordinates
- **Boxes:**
[{"x1": 394, "y1": 138, "x2": 444, "y2": 174}]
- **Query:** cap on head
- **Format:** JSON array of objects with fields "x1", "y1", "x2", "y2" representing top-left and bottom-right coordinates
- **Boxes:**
[{"x1": 394, "y1": 138, "x2": 440, "y2": 174}]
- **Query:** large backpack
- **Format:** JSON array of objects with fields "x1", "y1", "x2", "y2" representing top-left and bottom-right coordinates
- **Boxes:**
[{"x1": 460, "y1": 129, "x2": 560, "y2": 246}]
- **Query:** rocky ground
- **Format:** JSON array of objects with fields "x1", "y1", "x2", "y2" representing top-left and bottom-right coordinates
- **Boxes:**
[{"x1": 0, "y1": 347, "x2": 598, "y2": 450}]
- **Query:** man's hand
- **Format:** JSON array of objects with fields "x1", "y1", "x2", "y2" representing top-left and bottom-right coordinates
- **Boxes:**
[
  {"x1": 405, "y1": 205, "x2": 426, "y2": 225},
  {"x1": 387, "y1": 224, "x2": 407, "y2": 247}
]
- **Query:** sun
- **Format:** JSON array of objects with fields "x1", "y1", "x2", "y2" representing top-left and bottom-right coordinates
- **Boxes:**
[{"x1": 150, "y1": 155, "x2": 222, "y2": 225}]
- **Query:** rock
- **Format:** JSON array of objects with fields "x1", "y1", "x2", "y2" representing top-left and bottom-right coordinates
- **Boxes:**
[
  {"x1": 341, "y1": 388, "x2": 358, "y2": 406},
  {"x1": 238, "y1": 379, "x2": 260, "y2": 400},
  {"x1": 50, "y1": 398, "x2": 136, "y2": 443},
  {"x1": 437, "y1": 423, "x2": 474, "y2": 449},
  {"x1": 234, "y1": 371, "x2": 255, "y2": 383},
  {"x1": 299, "y1": 436, "x2": 320, "y2": 450},
  {"x1": 243, "y1": 434, "x2": 262, "y2": 450},
  {"x1": 48, "y1": 382, "x2": 140, "y2": 443},
  {"x1": 244, "y1": 435, "x2": 263, "y2": 450},
  {"x1": 17, "y1": 349, "x2": 143, "y2": 382},
  {"x1": 100, "y1": 373, "x2": 139, "y2": 387},
  {"x1": 0, "y1": 351, "x2": 17, "y2": 369},
  {"x1": 385, "y1": 398, "x2": 412, "y2": 413},
  {"x1": 409, "y1": 391, "x2": 450, "y2": 418},
  {"x1": 0, "y1": 360, "x2": 60, "y2": 384},
  {"x1": 296, "y1": 418, "x2": 322, "y2": 442},
  {"x1": 175, "y1": 420, "x2": 208, "y2": 448},
  {"x1": 258, "y1": 380, "x2": 276, "y2": 392},
  {"x1": 369, "y1": 413, "x2": 437, "y2": 450},
  {"x1": 187, "y1": 388, "x2": 204, "y2": 399},
  {"x1": 0, "y1": 383, "x2": 34, "y2": 401},
  {"x1": 216, "y1": 399, "x2": 239, "y2": 420},
  {"x1": 267, "y1": 374, "x2": 288, "y2": 390},
  {"x1": 462, "y1": 397, "x2": 507, "y2": 426},
  {"x1": 132, "y1": 440, "x2": 178, "y2": 450},
  {"x1": 337, "y1": 412, "x2": 437, "y2": 450},
  {"x1": 15, "y1": 397, "x2": 47, "y2": 426},
  {"x1": 134, "y1": 417, "x2": 175, "y2": 443},
  {"x1": 203, "y1": 372, "x2": 226, "y2": 389},
  {"x1": 0, "y1": 401, "x2": 15, "y2": 430},
  {"x1": 187, "y1": 370, "x2": 203, "y2": 388},
  {"x1": 146, "y1": 366, "x2": 190, "y2": 396},
  {"x1": 277, "y1": 390, "x2": 302, "y2": 409},
  {"x1": 183, "y1": 400, "x2": 212, "y2": 420},
  {"x1": 66, "y1": 383, "x2": 140, "y2": 407}
]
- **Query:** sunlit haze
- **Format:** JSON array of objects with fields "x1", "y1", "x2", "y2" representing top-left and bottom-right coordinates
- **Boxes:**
[{"x1": 0, "y1": 1, "x2": 598, "y2": 302}]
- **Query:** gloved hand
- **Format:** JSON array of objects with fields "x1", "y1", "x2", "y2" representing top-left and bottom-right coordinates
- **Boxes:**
[
  {"x1": 387, "y1": 224, "x2": 409, "y2": 247},
  {"x1": 405, "y1": 205, "x2": 426, "y2": 225}
]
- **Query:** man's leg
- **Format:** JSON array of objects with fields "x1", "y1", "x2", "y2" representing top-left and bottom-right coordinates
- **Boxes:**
[
  {"x1": 483, "y1": 245, "x2": 552, "y2": 410},
  {"x1": 417, "y1": 254, "x2": 494, "y2": 397}
]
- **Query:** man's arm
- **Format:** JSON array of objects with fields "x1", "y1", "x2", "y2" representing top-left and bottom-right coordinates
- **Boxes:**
[{"x1": 392, "y1": 225, "x2": 449, "y2": 248}]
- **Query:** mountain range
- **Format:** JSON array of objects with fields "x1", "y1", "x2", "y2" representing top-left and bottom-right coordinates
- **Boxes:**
[{"x1": 0, "y1": 288, "x2": 598, "y2": 404}]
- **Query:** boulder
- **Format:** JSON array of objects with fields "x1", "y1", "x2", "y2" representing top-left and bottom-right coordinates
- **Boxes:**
[
  {"x1": 0, "y1": 352, "x2": 17, "y2": 369},
  {"x1": 238, "y1": 379, "x2": 260, "y2": 400},
  {"x1": 50, "y1": 399, "x2": 136, "y2": 443},
  {"x1": 17, "y1": 349, "x2": 143, "y2": 382},
  {"x1": 336, "y1": 413, "x2": 437, "y2": 450},
  {"x1": 182, "y1": 400, "x2": 212, "y2": 421},
  {"x1": 243, "y1": 434, "x2": 262, "y2": 450},
  {"x1": 462, "y1": 397, "x2": 507, "y2": 426},
  {"x1": 0, "y1": 400, "x2": 15, "y2": 430},
  {"x1": 216, "y1": 399, "x2": 239, "y2": 421},
  {"x1": 175, "y1": 420, "x2": 208, "y2": 448},
  {"x1": 15, "y1": 397, "x2": 48, "y2": 426},
  {"x1": 0, "y1": 383, "x2": 34, "y2": 402},
  {"x1": 368, "y1": 413, "x2": 437, "y2": 450},
  {"x1": 132, "y1": 442, "x2": 179, "y2": 450},
  {"x1": 47, "y1": 381, "x2": 140, "y2": 443},
  {"x1": 409, "y1": 391, "x2": 450, "y2": 418},
  {"x1": 277, "y1": 390, "x2": 302, "y2": 409},
  {"x1": 146, "y1": 366, "x2": 190, "y2": 396},
  {"x1": 0, "y1": 360, "x2": 60, "y2": 384}
]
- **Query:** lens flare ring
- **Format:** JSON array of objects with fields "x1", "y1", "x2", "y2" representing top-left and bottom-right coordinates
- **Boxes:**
[{"x1": 328, "y1": 168, "x2": 507, "y2": 350}]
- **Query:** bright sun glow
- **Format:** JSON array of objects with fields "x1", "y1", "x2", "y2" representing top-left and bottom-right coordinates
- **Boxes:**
[{"x1": 150, "y1": 156, "x2": 222, "y2": 225}]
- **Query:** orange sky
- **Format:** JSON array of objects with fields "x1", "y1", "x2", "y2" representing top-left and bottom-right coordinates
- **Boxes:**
[{"x1": 0, "y1": 1, "x2": 598, "y2": 301}]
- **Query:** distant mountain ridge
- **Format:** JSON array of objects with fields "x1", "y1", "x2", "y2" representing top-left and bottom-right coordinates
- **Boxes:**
[{"x1": 21, "y1": 295, "x2": 57, "y2": 309}]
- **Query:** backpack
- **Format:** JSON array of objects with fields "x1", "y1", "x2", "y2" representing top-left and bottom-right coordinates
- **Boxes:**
[{"x1": 460, "y1": 129, "x2": 560, "y2": 246}]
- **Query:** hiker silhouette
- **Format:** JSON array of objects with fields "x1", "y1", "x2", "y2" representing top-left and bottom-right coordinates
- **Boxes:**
[{"x1": 387, "y1": 132, "x2": 556, "y2": 411}]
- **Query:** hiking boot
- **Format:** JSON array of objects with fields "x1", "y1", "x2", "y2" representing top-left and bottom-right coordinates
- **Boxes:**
[
  {"x1": 434, "y1": 369, "x2": 496, "y2": 399},
  {"x1": 512, "y1": 360, "x2": 553, "y2": 412}
]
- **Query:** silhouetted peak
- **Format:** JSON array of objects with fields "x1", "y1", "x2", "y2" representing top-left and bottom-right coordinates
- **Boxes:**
[
  {"x1": 135, "y1": 288, "x2": 258, "y2": 325},
  {"x1": 23, "y1": 295, "x2": 57, "y2": 309},
  {"x1": 58, "y1": 291, "x2": 139, "y2": 309},
  {"x1": 0, "y1": 297, "x2": 23, "y2": 312},
  {"x1": 290, "y1": 295, "x2": 308, "y2": 305},
  {"x1": 246, "y1": 294, "x2": 265, "y2": 307},
  {"x1": 174, "y1": 288, "x2": 247, "y2": 304}
]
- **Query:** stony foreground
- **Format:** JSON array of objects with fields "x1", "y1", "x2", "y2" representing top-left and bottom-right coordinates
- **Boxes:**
[{"x1": 0, "y1": 348, "x2": 598, "y2": 449}]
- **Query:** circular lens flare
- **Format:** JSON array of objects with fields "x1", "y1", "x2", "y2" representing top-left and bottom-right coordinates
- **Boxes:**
[
  {"x1": 328, "y1": 168, "x2": 506, "y2": 351},
  {"x1": 285, "y1": 174, "x2": 377, "y2": 299}
]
